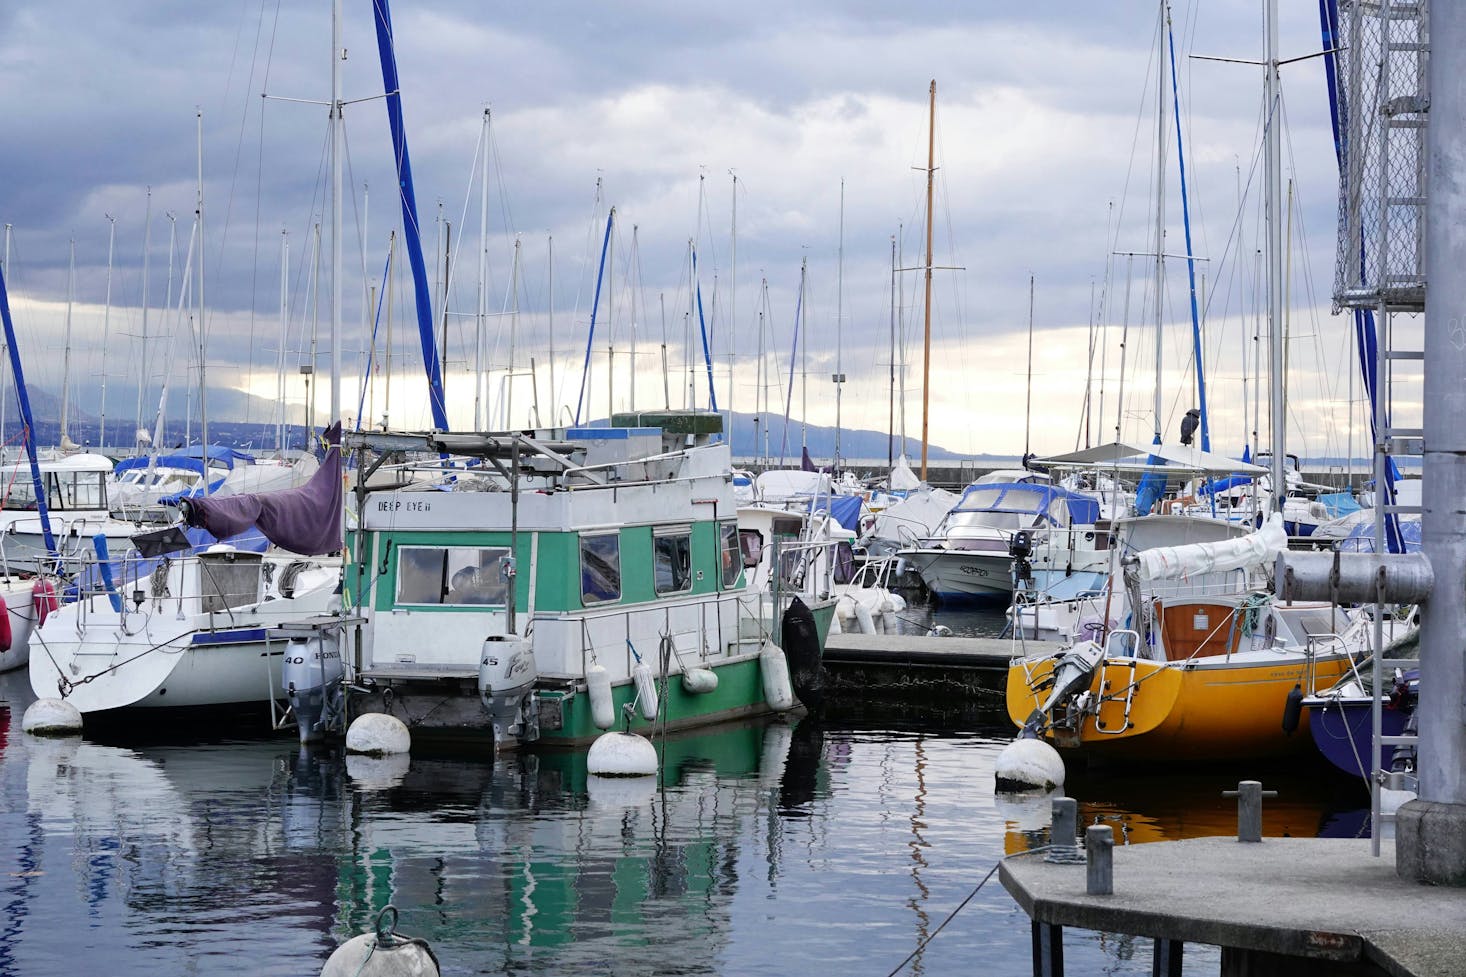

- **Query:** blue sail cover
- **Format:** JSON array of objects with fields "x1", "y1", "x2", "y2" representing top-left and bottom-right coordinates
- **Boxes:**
[{"x1": 1133, "y1": 435, "x2": 1168, "y2": 515}]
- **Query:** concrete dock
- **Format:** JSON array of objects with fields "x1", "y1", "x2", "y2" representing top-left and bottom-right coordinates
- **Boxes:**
[
  {"x1": 822, "y1": 632, "x2": 1015, "y2": 669},
  {"x1": 819, "y1": 633, "x2": 1019, "y2": 722},
  {"x1": 1001, "y1": 836, "x2": 1466, "y2": 976}
]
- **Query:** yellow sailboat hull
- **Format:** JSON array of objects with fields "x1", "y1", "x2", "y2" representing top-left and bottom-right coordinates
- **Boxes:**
[{"x1": 1005, "y1": 652, "x2": 1352, "y2": 762}]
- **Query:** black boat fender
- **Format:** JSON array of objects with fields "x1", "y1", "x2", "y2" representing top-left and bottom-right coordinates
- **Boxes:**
[
  {"x1": 1281, "y1": 683, "x2": 1304, "y2": 735},
  {"x1": 781, "y1": 597, "x2": 824, "y2": 708}
]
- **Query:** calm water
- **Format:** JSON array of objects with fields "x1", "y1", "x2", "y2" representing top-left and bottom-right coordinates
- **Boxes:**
[{"x1": 0, "y1": 659, "x2": 1372, "y2": 977}]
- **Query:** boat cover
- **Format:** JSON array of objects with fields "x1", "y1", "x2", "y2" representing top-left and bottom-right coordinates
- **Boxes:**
[
  {"x1": 171, "y1": 423, "x2": 342, "y2": 556},
  {"x1": 1133, "y1": 512, "x2": 1287, "y2": 582}
]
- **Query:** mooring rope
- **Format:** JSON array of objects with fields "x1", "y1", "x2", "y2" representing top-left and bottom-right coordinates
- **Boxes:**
[{"x1": 879, "y1": 845, "x2": 1060, "y2": 977}]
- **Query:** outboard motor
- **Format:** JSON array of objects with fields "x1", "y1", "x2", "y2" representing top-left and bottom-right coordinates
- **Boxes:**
[
  {"x1": 1009, "y1": 530, "x2": 1035, "y2": 587},
  {"x1": 478, "y1": 635, "x2": 539, "y2": 749},
  {"x1": 284, "y1": 625, "x2": 346, "y2": 744},
  {"x1": 1024, "y1": 641, "x2": 1103, "y2": 733}
]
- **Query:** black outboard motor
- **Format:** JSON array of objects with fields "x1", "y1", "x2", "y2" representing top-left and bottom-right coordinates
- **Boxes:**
[{"x1": 1009, "y1": 530, "x2": 1034, "y2": 586}]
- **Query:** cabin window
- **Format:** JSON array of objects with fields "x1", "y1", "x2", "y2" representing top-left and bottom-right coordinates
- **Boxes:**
[
  {"x1": 64, "y1": 473, "x2": 106, "y2": 509},
  {"x1": 722, "y1": 522, "x2": 744, "y2": 585},
  {"x1": 654, "y1": 529, "x2": 693, "y2": 595},
  {"x1": 199, "y1": 552, "x2": 263, "y2": 612},
  {"x1": 396, "y1": 545, "x2": 512, "y2": 606},
  {"x1": 737, "y1": 528, "x2": 763, "y2": 571},
  {"x1": 581, "y1": 533, "x2": 622, "y2": 604}
]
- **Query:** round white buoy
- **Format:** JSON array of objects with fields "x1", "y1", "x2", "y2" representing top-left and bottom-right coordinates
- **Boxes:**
[
  {"x1": 345, "y1": 713, "x2": 411, "y2": 756},
  {"x1": 836, "y1": 596, "x2": 857, "y2": 622},
  {"x1": 321, "y1": 907, "x2": 439, "y2": 977},
  {"x1": 22, "y1": 698, "x2": 82, "y2": 736},
  {"x1": 993, "y1": 736, "x2": 1066, "y2": 792},
  {"x1": 586, "y1": 731, "x2": 658, "y2": 777},
  {"x1": 586, "y1": 663, "x2": 615, "y2": 730},
  {"x1": 883, "y1": 592, "x2": 907, "y2": 614},
  {"x1": 346, "y1": 752, "x2": 411, "y2": 789}
]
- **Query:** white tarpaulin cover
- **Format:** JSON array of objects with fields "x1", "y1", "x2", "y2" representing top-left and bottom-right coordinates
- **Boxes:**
[
  {"x1": 1134, "y1": 512, "x2": 1287, "y2": 582},
  {"x1": 1038, "y1": 440, "x2": 1267, "y2": 476},
  {"x1": 888, "y1": 455, "x2": 921, "y2": 491}
]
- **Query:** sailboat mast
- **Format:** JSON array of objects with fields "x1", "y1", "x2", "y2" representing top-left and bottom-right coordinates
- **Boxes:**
[
  {"x1": 510, "y1": 235, "x2": 521, "y2": 427},
  {"x1": 61, "y1": 239, "x2": 74, "y2": 447},
  {"x1": 888, "y1": 234, "x2": 896, "y2": 469},
  {"x1": 920, "y1": 79, "x2": 936, "y2": 481},
  {"x1": 100, "y1": 214, "x2": 115, "y2": 449},
  {"x1": 1153, "y1": 3, "x2": 1167, "y2": 442},
  {"x1": 196, "y1": 108, "x2": 209, "y2": 467},
  {"x1": 137, "y1": 189, "x2": 152, "y2": 442},
  {"x1": 329, "y1": 0, "x2": 343, "y2": 428},
  {"x1": 834, "y1": 177, "x2": 845, "y2": 471},
  {"x1": 1264, "y1": 0, "x2": 1285, "y2": 506},
  {"x1": 476, "y1": 107, "x2": 489, "y2": 431},
  {"x1": 1024, "y1": 274, "x2": 1035, "y2": 459},
  {"x1": 277, "y1": 229, "x2": 289, "y2": 453},
  {"x1": 729, "y1": 174, "x2": 736, "y2": 437}
]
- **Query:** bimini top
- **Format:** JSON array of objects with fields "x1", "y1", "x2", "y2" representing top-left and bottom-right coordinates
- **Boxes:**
[
  {"x1": 951, "y1": 481, "x2": 1100, "y2": 527},
  {"x1": 1037, "y1": 440, "x2": 1266, "y2": 476}
]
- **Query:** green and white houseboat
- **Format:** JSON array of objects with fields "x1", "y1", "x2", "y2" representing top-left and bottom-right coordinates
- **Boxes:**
[{"x1": 335, "y1": 411, "x2": 832, "y2": 749}]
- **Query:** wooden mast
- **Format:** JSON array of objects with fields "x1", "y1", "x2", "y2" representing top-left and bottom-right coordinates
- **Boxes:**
[{"x1": 921, "y1": 79, "x2": 936, "y2": 480}]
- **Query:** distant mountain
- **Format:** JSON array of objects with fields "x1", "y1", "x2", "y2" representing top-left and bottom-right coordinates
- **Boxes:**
[{"x1": 8, "y1": 394, "x2": 975, "y2": 462}]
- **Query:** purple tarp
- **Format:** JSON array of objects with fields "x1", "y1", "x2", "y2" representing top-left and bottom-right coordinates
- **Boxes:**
[{"x1": 176, "y1": 423, "x2": 343, "y2": 556}]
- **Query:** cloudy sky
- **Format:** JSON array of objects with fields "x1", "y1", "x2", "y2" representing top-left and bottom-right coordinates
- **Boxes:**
[{"x1": 0, "y1": 1, "x2": 1382, "y2": 461}]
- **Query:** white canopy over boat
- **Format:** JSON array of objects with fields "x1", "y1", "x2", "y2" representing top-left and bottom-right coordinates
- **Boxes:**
[{"x1": 1038, "y1": 440, "x2": 1267, "y2": 475}]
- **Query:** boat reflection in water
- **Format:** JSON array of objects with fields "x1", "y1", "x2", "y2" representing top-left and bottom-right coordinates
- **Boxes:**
[
  {"x1": 6, "y1": 663, "x2": 1383, "y2": 977},
  {"x1": 1000, "y1": 765, "x2": 1376, "y2": 856}
]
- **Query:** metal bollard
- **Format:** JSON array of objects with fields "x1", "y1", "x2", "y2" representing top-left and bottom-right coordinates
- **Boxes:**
[
  {"x1": 1221, "y1": 780, "x2": 1278, "y2": 842},
  {"x1": 1052, "y1": 797, "x2": 1077, "y2": 846},
  {"x1": 1085, "y1": 824, "x2": 1113, "y2": 895}
]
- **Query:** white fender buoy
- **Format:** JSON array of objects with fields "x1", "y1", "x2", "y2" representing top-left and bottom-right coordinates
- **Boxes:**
[
  {"x1": 586, "y1": 731, "x2": 658, "y2": 777},
  {"x1": 586, "y1": 663, "x2": 615, "y2": 730},
  {"x1": 632, "y1": 661, "x2": 659, "y2": 721},
  {"x1": 836, "y1": 595, "x2": 857, "y2": 622},
  {"x1": 759, "y1": 641, "x2": 797, "y2": 711},
  {"x1": 346, "y1": 752, "x2": 411, "y2": 789},
  {"x1": 681, "y1": 666, "x2": 718, "y2": 694},
  {"x1": 828, "y1": 612, "x2": 843, "y2": 636},
  {"x1": 993, "y1": 736, "x2": 1066, "y2": 792},
  {"x1": 883, "y1": 592, "x2": 906, "y2": 614},
  {"x1": 345, "y1": 713, "x2": 411, "y2": 756},
  {"x1": 321, "y1": 907, "x2": 439, "y2": 977},
  {"x1": 22, "y1": 698, "x2": 82, "y2": 736},
  {"x1": 854, "y1": 601, "x2": 878, "y2": 636}
]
